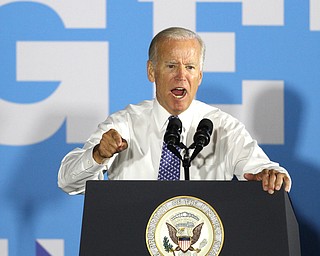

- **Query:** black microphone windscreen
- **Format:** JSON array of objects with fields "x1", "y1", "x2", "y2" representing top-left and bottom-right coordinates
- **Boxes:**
[
  {"x1": 164, "y1": 116, "x2": 182, "y2": 145},
  {"x1": 197, "y1": 118, "x2": 213, "y2": 134},
  {"x1": 168, "y1": 116, "x2": 182, "y2": 129},
  {"x1": 193, "y1": 118, "x2": 213, "y2": 148}
]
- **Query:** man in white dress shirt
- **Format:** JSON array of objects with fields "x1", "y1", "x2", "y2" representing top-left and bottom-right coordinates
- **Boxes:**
[{"x1": 58, "y1": 27, "x2": 291, "y2": 195}]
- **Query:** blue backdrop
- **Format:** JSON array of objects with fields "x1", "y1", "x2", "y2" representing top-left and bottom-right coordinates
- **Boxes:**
[{"x1": 1, "y1": 0, "x2": 319, "y2": 255}]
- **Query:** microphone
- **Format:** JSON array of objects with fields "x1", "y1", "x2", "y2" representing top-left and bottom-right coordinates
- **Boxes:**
[
  {"x1": 193, "y1": 118, "x2": 213, "y2": 148},
  {"x1": 190, "y1": 118, "x2": 213, "y2": 161},
  {"x1": 164, "y1": 116, "x2": 182, "y2": 159},
  {"x1": 164, "y1": 116, "x2": 182, "y2": 146}
]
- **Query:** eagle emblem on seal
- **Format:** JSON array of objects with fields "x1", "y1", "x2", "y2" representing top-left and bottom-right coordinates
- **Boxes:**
[{"x1": 164, "y1": 221, "x2": 205, "y2": 254}]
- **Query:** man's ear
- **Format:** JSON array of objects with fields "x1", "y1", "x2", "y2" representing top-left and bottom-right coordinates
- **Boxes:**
[
  {"x1": 147, "y1": 60, "x2": 155, "y2": 83},
  {"x1": 198, "y1": 70, "x2": 203, "y2": 86}
]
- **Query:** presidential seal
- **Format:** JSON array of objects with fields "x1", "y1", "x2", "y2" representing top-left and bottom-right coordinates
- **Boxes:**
[{"x1": 146, "y1": 196, "x2": 224, "y2": 256}]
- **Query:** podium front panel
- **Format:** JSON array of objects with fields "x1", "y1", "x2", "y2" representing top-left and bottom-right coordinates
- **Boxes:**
[{"x1": 79, "y1": 181, "x2": 300, "y2": 256}]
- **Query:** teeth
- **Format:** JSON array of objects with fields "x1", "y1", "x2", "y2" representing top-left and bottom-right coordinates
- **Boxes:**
[{"x1": 172, "y1": 88, "x2": 186, "y2": 99}]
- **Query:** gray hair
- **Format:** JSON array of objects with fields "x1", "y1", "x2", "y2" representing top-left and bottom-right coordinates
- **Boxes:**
[{"x1": 148, "y1": 27, "x2": 206, "y2": 69}]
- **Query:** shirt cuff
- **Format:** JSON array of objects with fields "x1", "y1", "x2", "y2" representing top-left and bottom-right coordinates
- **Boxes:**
[{"x1": 83, "y1": 147, "x2": 109, "y2": 172}]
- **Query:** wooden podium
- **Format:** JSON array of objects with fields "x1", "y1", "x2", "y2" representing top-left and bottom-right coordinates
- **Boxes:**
[{"x1": 79, "y1": 181, "x2": 300, "y2": 256}]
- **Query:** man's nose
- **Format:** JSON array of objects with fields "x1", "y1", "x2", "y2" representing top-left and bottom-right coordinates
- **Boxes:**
[{"x1": 175, "y1": 65, "x2": 186, "y2": 80}]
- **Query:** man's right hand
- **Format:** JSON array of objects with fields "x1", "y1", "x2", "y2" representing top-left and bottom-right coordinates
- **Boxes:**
[{"x1": 93, "y1": 129, "x2": 128, "y2": 164}]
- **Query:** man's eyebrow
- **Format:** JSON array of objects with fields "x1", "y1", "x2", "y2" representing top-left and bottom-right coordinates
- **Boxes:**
[
  {"x1": 164, "y1": 60, "x2": 198, "y2": 65},
  {"x1": 164, "y1": 60, "x2": 178, "y2": 64}
]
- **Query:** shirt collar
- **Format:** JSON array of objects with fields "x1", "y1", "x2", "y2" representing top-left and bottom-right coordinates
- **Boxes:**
[{"x1": 153, "y1": 98, "x2": 195, "y2": 133}]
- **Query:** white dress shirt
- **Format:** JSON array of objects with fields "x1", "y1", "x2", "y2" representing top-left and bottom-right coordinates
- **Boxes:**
[{"x1": 58, "y1": 99, "x2": 290, "y2": 195}]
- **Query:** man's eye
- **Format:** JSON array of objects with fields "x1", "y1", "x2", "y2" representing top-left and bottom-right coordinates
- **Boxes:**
[
  {"x1": 167, "y1": 65, "x2": 175, "y2": 68},
  {"x1": 186, "y1": 66, "x2": 195, "y2": 70}
]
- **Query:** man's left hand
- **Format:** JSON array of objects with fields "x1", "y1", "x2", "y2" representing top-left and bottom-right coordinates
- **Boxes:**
[{"x1": 244, "y1": 169, "x2": 291, "y2": 194}]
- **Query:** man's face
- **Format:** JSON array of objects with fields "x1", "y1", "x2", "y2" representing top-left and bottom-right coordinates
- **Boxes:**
[{"x1": 147, "y1": 38, "x2": 203, "y2": 116}]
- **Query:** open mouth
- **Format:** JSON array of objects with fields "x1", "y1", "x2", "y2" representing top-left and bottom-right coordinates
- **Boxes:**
[{"x1": 171, "y1": 88, "x2": 187, "y2": 99}]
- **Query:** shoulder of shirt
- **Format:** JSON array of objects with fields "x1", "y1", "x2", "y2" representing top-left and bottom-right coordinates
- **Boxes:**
[
  {"x1": 108, "y1": 100, "x2": 154, "y2": 119},
  {"x1": 192, "y1": 100, "x2": 222, "y2": 116},
  {"x1": 125, "y1": 100, "x2": 154, "y2": 113},
  {"x1": 193, "y1": 100, "x2": 241, "y2": 123}
]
